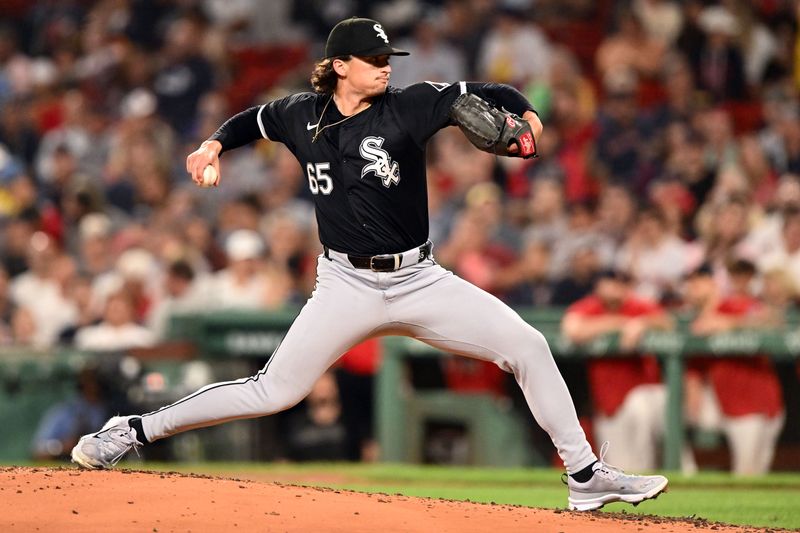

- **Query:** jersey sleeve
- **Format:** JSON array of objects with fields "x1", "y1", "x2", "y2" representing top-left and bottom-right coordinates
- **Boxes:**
[
  {"x1": 209, "y1": 93, "x2": 313, "y2": 153},
  {"x1": 394, "y1": 81, "x2": 536, "y2": 146}
]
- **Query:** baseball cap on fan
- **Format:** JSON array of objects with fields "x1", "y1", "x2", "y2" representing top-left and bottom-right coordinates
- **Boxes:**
[{"x1": 325, "y1": 17, "x2": 409, "y2": 59}]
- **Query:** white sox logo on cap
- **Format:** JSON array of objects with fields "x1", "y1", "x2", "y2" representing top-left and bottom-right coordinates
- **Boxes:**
[{"x1": 373, "y1": 23, "x2": 389, "y2": 44}]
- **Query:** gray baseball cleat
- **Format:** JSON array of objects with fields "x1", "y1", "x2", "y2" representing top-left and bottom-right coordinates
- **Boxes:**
[
  {"x1": 71, "y1": 415, "x2": 142, "y2": 469},
  {"x1": 565, "y1": 443, "x2": 669, "y2": 511}
]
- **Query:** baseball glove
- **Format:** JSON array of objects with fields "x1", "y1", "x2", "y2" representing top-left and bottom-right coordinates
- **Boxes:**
[{"x1": 449, "y1": 93, "x2": 538, "y2": 159}]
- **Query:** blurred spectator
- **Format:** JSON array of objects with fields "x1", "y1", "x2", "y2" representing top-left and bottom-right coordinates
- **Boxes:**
[
  {"x1": 758, "y1": 83, "x2": 800, "y2": 174},
  {"x1": 106, "y1": 88, "x2": 176, "y2": 210},
  {"x1": 218, "y1": 193, "x2": 262, "y2": 235},
  {"x1": 437, "y1": 208, "x2": 516, "y2": 298},
  {"x1": 9, "y1": 232, "x2": 77, "y2": 347},
  {"x1": 684, "y1": 261, "x2": 785, "y2": 475},
  {"x1": 523, "y1": 45, "x2": 596, "y2": 128},
  {"x1": 738, "y1": 134, "x2": 778, "y2": 207},
  {"x1": 657, "y1": 60, "x2": 697, "y2": 120},
  {"x1": 522, "y1": 176, "x2": 568, "y2": 248},
  {"x1": 203, "y1": 0, "x2": 302, "y2": 45},
  {"x1": 696, "y1": 108, "x2": 738, "y2": 180},
  {"x1": 335, "y1": 339, "x2": 382, "y2": 462},
  {"x1": 281, "y1": 371, "x2": 348, "y2": 462},
  {"x1": 549, "y1": 201, "x2": 615, "y2": 279},
  {"x1": 746, "y1": 174, "x2": 800, "y2": 258},
  {"x1": 290, "y1": 0, "x2": 374, "y2": 40},
  {"x1": 76, "y1": 213, "x2": 114, "y2": 276},
  {"x1": 544, "y1": 70, "x2": 597, "y2": 202},
  {"x1": 655, "y1": 124, "x2": 715, "y2": 225},
  {"x1": 0, "y1": 266, "x2": 12, "y2": 342},
  {"x1": 57, "y1": 274, "x2": 97, "y2": 344},
  {"x1": 258, "y1": 145, "x2": 314, "y2": 213},
  {"x1": 693, "y1": 195, "x2": 757, "y2": 291},
  {"x1": 31, "y1": 365, "x2": 108, "y2": 460},
  {"x1": 260, "y1": 207, "x2": 312, "y2": 307},
  {"x1": 595, "y1": 183, "x2": 637, "y2": 247},
  {"x1": 75, "y1": 289, "x2": 156, "y2": 352},
  {"x1": 91, "y1": 247, "x2": 160, "y2": 323},
  {"x1": 561, "y1": 269, "x2": 674, "y2": 471},
  {"x1": 152, "y1": 17, "x2": 215, "y2": 138},
  {"x1": 428, "y1": 127, "x2": 496, "y2": 197},
  {"x1": 592, "y1": 67, "x2": 650, "y2": 186},
  {"x1": 632, "y1": 0, "x2": 684, "y2": 47},
  {"x1": 595, "y1": 8, "x2": 665, "y2": 79},
  {"x1": 1, "y1": 216, "x2": 35, "y2": 277},
  {"x1": 148, "y1": 260, "x2": 211, "y2": 341},
  {"x1": 505, "y1": 239, "x2": 555, "y2": 307},
  {"x1": 477, "y1": 7, "x2": 552, "y2": 86},
  {"x1": 427, "y1": 173, "x2": 459, "y2": 247},
  {"x1": 758, "y1": 267, "x2": 799, "y2": 321},
  {"x1": 756, "y1": 206, "x2": 800, "y2": 288},
  {"x1": 10, "y1": 306, "x2": 38, "y2": 347},
  {"x1": 729, "y1": 0, "x2": 779, "y2": 88},
  {"x1": 390, "y1": 14, "x2": 466, "y2": 88},
  {"x1": 34, "y1": 90, "x2": 110, "y2": 184},
  {"x1": 211, "y1": 229, "x2": 268, "y2": 309},
  {"x1": 693, "y1": 6, "x2": 747, "y2": 101},
  {"x1": 550, "y1": 246, "x2": 601, "y2": 306},
  {"x1": 675, "y1": 0, "x2": 706, "y2": 67},
  {"x1": 616, "y1": 207, "x2": 690, "y2": 302},
  {"x1": 0, "y1": 98, "x2": 40, "y2": 166}
]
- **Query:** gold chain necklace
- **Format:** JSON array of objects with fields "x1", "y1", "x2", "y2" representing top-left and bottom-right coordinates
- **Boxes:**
[{"x1": 312, "y1": 96, "x2": 368, "y2": 143}]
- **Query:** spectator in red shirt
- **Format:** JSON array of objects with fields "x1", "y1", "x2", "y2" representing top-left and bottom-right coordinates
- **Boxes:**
[
  {"x1": 562, "y1": 269, "x2": 674, "y2": 470},
  {"x1": 684, "y1": 260, "x2": 785, "y2": 475}
]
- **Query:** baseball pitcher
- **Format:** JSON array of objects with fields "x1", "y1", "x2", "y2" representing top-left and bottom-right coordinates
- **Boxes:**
[{"x1": 72, "y1": 17, "x2": 667, "y2": 511}]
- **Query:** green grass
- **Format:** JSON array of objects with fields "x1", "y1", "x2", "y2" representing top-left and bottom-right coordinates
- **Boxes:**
[{"x1": 111, "y1": 462, "x2": 800, "y2": 530}]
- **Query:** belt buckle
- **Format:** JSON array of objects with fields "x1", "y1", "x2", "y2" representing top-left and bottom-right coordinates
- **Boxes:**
[{"x1": 370, "y1": 254, "x2": 400, "y2": 272}]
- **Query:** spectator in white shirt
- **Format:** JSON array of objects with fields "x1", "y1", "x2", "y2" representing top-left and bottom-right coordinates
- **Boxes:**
[
  {"x1": 477, "y1": 8, "x2": 552, "y2": 86},
  {"x1": 211, "y1": 229, "x2": 268, "y2": 309},
  {"x1": 616, "y1": 207, "x2": 689, "y2": 301},
  {"x1": 758, "y1": 206, "x2": 800, "y2": 288},
  {"x1": 9, "y1": 232, "x2": 78, "y2": 347},
  {"x1": 75, "y1": 290, "x2": 156, "y2": 352}
]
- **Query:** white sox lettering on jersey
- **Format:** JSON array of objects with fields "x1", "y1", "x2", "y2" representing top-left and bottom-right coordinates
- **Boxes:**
[{"x1": 359, "y1": 136, "x2": 400, "y2": 187}]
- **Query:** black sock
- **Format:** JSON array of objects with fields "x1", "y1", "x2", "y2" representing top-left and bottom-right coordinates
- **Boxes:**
[
  {"x1": 128, "y1": 417, "x2": 149, "y2": 445},
  {"x1": 570, "y1": 461, "x2": 598, "y2": 483}
]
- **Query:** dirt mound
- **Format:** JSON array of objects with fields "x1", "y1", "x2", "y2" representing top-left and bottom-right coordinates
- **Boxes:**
[{"x1": 0, "y1": 467, "x2": 764, "y2": 532}]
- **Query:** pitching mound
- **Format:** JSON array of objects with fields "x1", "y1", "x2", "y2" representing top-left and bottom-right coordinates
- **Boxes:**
[{"x1": 0, "y1": 467, "x2": 761, "y2": 532}]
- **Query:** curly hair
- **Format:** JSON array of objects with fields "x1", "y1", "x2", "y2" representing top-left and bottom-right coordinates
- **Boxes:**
[{"x1": 310, "y1": 56, "x2": 350, "y2": 94}]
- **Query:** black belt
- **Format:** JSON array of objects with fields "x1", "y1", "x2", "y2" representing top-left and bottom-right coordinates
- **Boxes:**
[{"x1": 324, "y1": 241, "x2": 432, "y2": 272}]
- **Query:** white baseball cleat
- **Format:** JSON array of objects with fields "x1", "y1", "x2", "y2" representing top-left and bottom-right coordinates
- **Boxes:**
[
  {"x1": 565, "y1": 443, "x2": 669, "y2": 511},
  {"x1": 71, "y1": 415, "x2": 142, "y2": 469}
]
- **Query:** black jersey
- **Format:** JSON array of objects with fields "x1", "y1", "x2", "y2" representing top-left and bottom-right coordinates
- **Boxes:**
[{"x1": 210, "y1": 81, "x2": 533, "y2": 255}]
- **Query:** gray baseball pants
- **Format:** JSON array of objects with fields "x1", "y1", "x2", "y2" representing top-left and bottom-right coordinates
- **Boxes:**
[{"x1": 141, "y1": 246, "x2": 597, "y2": 473}]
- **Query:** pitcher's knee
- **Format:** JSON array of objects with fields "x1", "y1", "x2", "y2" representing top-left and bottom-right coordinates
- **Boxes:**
[
  {"x1": 500, "y1": 327, "x2": 553, "y2": 371},
  {"x1": 252, "y1": 373, "x2": 313, "y2": 415}
]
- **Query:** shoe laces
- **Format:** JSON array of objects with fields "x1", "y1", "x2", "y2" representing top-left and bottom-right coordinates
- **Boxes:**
[
  {"x1": 593, "y1": 441, "x2": 625, "y2": 481},
  {"x1": 97, "y1": 426, "x2": 141, "y2": 466}
]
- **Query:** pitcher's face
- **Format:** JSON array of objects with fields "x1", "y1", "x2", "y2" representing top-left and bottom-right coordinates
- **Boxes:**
[{"x1": 337, "y1": 55, "x2": 392, "y2": 97}]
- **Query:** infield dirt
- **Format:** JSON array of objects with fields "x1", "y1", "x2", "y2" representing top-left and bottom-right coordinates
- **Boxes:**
[{"x1": 0, "y1": 467, "x2": 775, "y2": 532}]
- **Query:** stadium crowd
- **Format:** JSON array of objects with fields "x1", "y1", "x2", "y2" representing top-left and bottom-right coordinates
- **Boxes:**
[{"x1": 1, "y1": 0, "x2": 799, "y2": 471}]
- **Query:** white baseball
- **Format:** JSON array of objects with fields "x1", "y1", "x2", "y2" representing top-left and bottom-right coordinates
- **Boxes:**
[{"x1": 201, "y1": 165, "x2": 218, "y2": 187}]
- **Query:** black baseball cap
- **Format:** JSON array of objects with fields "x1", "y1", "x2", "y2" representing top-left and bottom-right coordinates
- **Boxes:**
[{"x1": 325, "y1": 17, "x2": 409, "y2": 59}]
